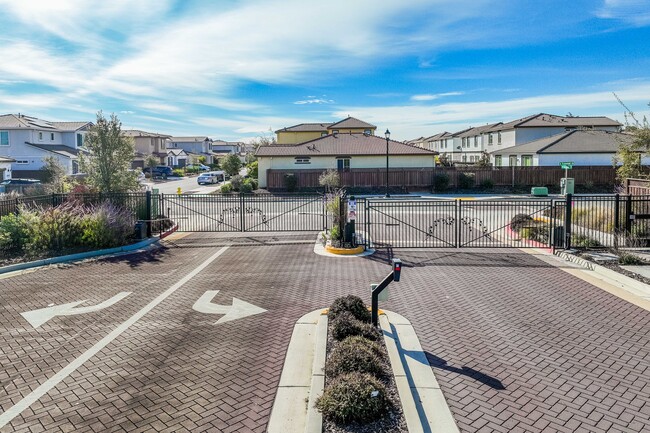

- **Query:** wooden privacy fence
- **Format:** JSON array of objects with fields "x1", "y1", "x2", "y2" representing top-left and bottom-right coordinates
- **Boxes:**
[
  {"x1": 266, "y1": 166, "x2": 617, "y2": 190},
  {"x1": 626, "y1": 178, "x2": 650, "y2": 195}
]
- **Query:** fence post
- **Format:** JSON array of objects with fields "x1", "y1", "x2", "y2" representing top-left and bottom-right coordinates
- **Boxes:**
[
  {"x1": 145, "y1": 190, "x2": 152, "y2": 238},
  {"x1": 614, "y1": 194, "x2": 620, "y2": 249},
  {"x1": 240, "y1": 193, "x2": 245, "y2": 232},
  {"x1": 564, "y1": 193, "x2": 572, "y2": 249},
  {"x1": 51, "y1": 193, "x2": 56, "y2": 207},
  {"x1": 455, "y1": 199, "x2": 460, "y2": 248},
  {"x1": 625, "y1": 194, "x2": 632, "y2": 237}
]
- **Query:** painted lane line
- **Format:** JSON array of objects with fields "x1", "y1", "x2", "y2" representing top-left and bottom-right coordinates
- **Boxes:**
[
  {"x1": 192, "y1": 290, "x2": 267, "y2": 324},
  {"x1": 21, "y1": 292, "x2": 132, "y2": 329},
  {"x1": 0, "y1": 246, "x2": 229, "y2": 429}
]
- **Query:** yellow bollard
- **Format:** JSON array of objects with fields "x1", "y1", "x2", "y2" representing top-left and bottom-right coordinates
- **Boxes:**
[{"x1": 177, "y1": 187, "x2": 182, "y2": 195}]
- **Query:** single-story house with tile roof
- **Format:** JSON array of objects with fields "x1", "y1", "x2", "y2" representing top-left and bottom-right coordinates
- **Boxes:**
[
  {"x1": 0, "y1": 156, "x2": 15, "y2": 180},
  {"x1": 256, "y1": 132, "x2": 437, "y2": 189},
  {"x1": 488, "y1": 130, "x2": 645, "y2": 167}
]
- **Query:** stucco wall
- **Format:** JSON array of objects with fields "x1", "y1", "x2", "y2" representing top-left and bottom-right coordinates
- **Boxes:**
[{"x1": 276, "y1": 131, "x2": 324, "y2": 144}]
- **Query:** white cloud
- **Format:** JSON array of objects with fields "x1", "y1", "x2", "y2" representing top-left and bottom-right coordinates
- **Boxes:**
[
  {"x1": 595, "y1": 0, "x2": 650, "y2": 25},
  {"x1": 294, "y1": 99, "x2": 335, "y2": 105},
  {"x1": 411, "y1": 92, "x2": 464, "y2": 101},
  {"x1": 137, "y1": 102, "x2": 182, "y2": 113}
]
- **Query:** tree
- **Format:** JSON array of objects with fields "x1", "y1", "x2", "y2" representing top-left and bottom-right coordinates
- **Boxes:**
[
  {"x1": 475, "y1": 151, "x2": 492, "y2": 167},
  {"x1": 247, "y1": 160, "x2": 258, "y2": 179},
  {"x1": 221, "y1": 153, "x2": 242, "y2": 176},
  {"x1": 79, "y1": 112, "x2": 139, "y2": 192},
  {"x1": 40, "y1": 156, "x2": 72, "y2": 193},
  {"x1": 249, "y1": 129, "x2": 277, "y2": 151},
  {"x1": 318, "y1": 169, "x2": 340, "y2": 193},
  {"x1": 613, "y1": 95, "x2": 650, "y2": 183},
  {"x1": 197, "y1": 156, "x2": 207, "y2": 165}
]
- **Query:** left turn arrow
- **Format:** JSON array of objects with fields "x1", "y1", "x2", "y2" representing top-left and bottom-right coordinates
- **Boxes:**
[{"x1": 20, "y1": 292, "x2": 132, "y2": 328}]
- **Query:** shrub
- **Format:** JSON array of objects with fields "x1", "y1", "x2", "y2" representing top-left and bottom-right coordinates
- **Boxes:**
[
  {"x1": 220, "y1": 183, "x2": 234, "y2": 194},
  {"x1": 619, "y1": 252, "x2": 645, "y2": 265},
  {"x1": 80, "y1": 202, "x2": 135, "y2": 248},
  {"x1": 331, "y1": 312, "x2": 381, "y2": 341},
  {"x1": 433, "y1": 174, "x2": 450, "y2": 192},
  {"x1": 480, "y1": 178, "x2": 495, "y2": 190},
  {"x1": 458, "y1": 172, "x2": 475, "y2": 189},
  {"x1": 26, "y1": 203, "x2": 84, "y2": 252},
  {"x1": 0, "y1": 212, "x2": 35, "y2": 253},
  {"x1": 284, "y1": 173, "x2": 298, "y2": 192},
  {"x1": 247, "y1": 178, "x2": 259, "y2": 190},
  {"x1": 329, "y1": 295, "x2": 371, "y2": 323},
  {"x1": 324, "y1": 336, "x2": 386, "y2": 379},
  {"x1": 151, "y1": 214, "x2": 174, "y2": 233},
  {"x1": 240, "y1": 179, "x2": 254, "y2": 193},
  {"x1": 329, "y1": 225, "x2": 341, "y2": 241},
  {"x1": 185, "y1": 166, "x2": 199, "y2": 174},
  {"x1": 315, "y1": 372, "x2": 392, "y2": 424},
  {"x1": 510, "y1": 214, "x2": 534, "y2": 231},
  {"x1": 572, "y1": 234, "x2": 601, "y2": 248},
  {"x1": 230, "y1": 175, "x2": 243, "y2": 191},
  {"x1": 172, "y1": 169, "x2": 184, "y2": 178}
]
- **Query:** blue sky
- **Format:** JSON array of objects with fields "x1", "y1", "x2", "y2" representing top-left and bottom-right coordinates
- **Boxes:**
[{"x1": 0, "y1": 0, "x2": 649, "y2": 141}]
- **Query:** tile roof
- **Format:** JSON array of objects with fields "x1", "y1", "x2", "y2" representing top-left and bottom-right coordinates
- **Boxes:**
[
  {"x1": 122, "y1": 129, "x2": 172, "y2": 138},
  {"x1": 0, "y1": 114, "x2": 58, "y2": 130},
  {"x1": 328, "y1": 117, "x2": 377, "y2": 130},
  {"x1": 457, "y1": 123, "x2": 502, "y2": 137},
  {"x1": 489, "y1": 113, "x2": 621, "y2": 131},
  {"x1": 424, "y1": 132, "x2": 451, "y2": 141},
  {"x1": 50, "y1": 122, "x2": 92, "y2": 131},
  {"x1": 25, "y1": 142, "x2": 84, "y2": 158},
  {"x1": 170, "y1": 136, "x2": 211, "y2": 142},
  {"x1": 256, "y1": 133, "x2": 437, "y2": 157},
  {"x1": 275, "y1": 123, "x2": 331, "y2": 133},
  {"x1": 167, "y1": 148, "x2": 188, "y2": 156},
  {"x1": 489, "y1": 130, "x2": 633, "y2": 155}
]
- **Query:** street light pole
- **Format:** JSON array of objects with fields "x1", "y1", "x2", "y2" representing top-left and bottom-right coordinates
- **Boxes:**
[{"x1": 385, "y1": 129, "x2": 391, "y2": 198}]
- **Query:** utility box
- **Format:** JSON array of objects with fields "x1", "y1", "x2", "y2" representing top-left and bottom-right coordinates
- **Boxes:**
[
  {"x1": 530, "y1": 187, "x2": 548, "y2": 197},
  {"x1": 560, "y1": 177, "x2": 575, "y2": 195},
  {"x1": 552, "y1": 226, "x2": 565, "y2": 247},
  {"x1": 134, "y1": 221, "x2": 147, "y2": 240}
]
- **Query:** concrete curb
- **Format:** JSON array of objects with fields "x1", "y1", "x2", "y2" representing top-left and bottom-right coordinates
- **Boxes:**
[
  {"x1": 267, "y1": 309, "x2": 459, "y2": 433},
  {"x1": 554, "y1": 250, "x2": 650, "y2": 300},
  {"x1": 0, "y1": 226, "x2": 179, "y2": 276}
]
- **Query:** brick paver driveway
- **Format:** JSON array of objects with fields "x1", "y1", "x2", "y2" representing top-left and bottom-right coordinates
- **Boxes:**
[{"x1": 1, "y1": 233, "x2": 649, "y2": 432}]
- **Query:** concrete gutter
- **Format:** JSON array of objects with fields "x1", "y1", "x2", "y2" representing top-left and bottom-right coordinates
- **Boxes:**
[
  {"x1": 267, "y1": 309, "x2": 459, "y2": 433},
  {"x1": 0, "y1": 227, "x2": 178, "y2": 276}
]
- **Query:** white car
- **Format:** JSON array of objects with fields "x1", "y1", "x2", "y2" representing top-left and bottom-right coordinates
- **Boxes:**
[{"x1": 197, "y1": 171, "x2": 225, "y2": 185}]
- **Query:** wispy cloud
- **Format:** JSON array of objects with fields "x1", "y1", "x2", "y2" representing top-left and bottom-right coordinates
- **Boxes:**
[
  {"x1": 294, "y1": 98, "x2": 335, "y2": 105},
  {"x1": 595, "y1": 0, "x2": 650, "y2": 25},
  {"x1": 411, "y1": 92, "x2": 464, "y2": 101}
]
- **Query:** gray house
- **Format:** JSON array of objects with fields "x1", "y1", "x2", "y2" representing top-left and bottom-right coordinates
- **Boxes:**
[
  {"x1": 0, "y1": 114, "x2": 91, "y2": 178},
  {"x1": 168, "y1": 136, "x2": 214, "y2": 164}
]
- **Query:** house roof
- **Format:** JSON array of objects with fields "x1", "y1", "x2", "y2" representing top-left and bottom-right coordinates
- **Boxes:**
[
  {"x1": 449, "y1": 127, "x2": 474, "y2": 137},
  {"x1": 488, "y1": 113, "x2": 621, "y2": 132},
  {"x1": 25, "y1": 142, "x2": 85, "y2": 159},
  {"x1": 489, "y1": 130, "x2": 634, "y2": 155},
  {"x1": 122, "y1": 129, "x2": 171, "y2": 138},
  {"x1": 424, "y1": 132, "x2": 451, "y2": 141},
  {"x1": 0, "y1": 114, "x2": 58, "y2": 130},
  {"x1": 328, "y1": 116, "x2": 376, "y2": 130},
  {"x1": 457, "y1": 123, "x2": 502, "y2": 138},
  {"x1": 170, "y1": 136, "x2": 211, "y2": 142},
  {"x1": 256, "y1": 133, "x2": 438, "y2": 157},
  {"x1": 50, "y1": 121, "x2": 92, "y2": 131},
  {"x1": 275, "y1": 123, "x2": 331, "y2": 133},
  {"x1": 167, "y1": 148, "x2": 188, "y2": 156}
]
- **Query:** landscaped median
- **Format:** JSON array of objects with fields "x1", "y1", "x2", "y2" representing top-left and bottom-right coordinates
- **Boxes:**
[{"x1": 268, "y1": 297, "x2": 460, "y2": 433}]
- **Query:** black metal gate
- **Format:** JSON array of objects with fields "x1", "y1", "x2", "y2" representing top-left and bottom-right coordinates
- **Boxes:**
[
  {"x1": 162, "y1": 193, "x2": 326, "y2": 232},
  {"x1": 361, "y1": 198, "x2": 556, "y2": 248}
]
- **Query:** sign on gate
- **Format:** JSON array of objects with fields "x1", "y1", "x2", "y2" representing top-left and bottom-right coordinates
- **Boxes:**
[{"x1": 348, "y1": 198, "x2": 357, "y2": 221}]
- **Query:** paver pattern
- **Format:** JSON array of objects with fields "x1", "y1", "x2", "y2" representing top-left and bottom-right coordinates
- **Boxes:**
[{"x1": 0, "y1": 233, "x2": 649, "y2": 432}]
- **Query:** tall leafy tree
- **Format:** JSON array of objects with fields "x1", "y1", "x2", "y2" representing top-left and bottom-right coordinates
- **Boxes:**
[
  {"x1": 613, "y1": 95, "x2": 650, "y2": 184},
  {"x1": 221, "y1": 153, "x2": 242, "y2": 176},
  {"x1": 79, "y1": 112, "x2": 139, "y2": 192},
  {"x1": 40, "y1": 156, "x2": 71, "y2": 193}
]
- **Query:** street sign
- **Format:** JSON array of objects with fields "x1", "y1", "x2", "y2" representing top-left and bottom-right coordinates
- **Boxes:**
[{"x1": 559, "y1": 162, "x2": 574, "y2": 169}]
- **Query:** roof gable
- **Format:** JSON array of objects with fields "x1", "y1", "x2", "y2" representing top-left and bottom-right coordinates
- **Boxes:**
[
  {"x1": 328, "y1": 117, "x2": 376, "y2": 130},
  {"x1": 490, "y1": 130, "x2": 632, "y2": 155}
]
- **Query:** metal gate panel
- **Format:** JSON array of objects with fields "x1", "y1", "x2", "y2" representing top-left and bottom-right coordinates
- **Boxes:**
[{"x1": 164, "y1": 194, "x2": 242, "y2": 232}]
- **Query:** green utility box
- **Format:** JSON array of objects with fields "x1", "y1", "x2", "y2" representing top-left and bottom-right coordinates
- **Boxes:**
[
  {"x1": 530, "y1": 187, "x2": 548, "y2": 197},
  {"x1": 560, "y1": 177, "x2": 575, "y2": 195}
]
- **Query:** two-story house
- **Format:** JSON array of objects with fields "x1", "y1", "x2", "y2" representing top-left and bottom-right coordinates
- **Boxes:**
[
  {"x1": 0, "y1": 114, "x2": 92, "y2": 178},
  {"x1": 167, "y1": 136, "x2": 214, "y2": 165},
  {"x1": 123, "y1": 130, "x2": 172, "y2": 168},
  {"x1": 484, "y1": 113, "x2": 621, "y2": 166},
  {"x1": 275, "y1": 117, "x2": 377, "y2": 144},
  {"x1": 454, "y1": 123, "x2": 502, "y2": 164}
]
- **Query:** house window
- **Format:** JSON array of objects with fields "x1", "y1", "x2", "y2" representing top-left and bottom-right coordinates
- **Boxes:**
[
  {"x1": 72, "y1": 161, "x2": 79, "y2": 174},
  {"x1": 332, "y1": 130, "x2": 339, "y2": 135},
  {"x1": 168, "y1": 156, "x2": 174, "y2": 167},
  {"x1": 497, "y1": 132, "x2": 502, "y2": 144},
  {"x1": 0, "y1": 131, "x2": 8, "y2": 146},
  {"x1": 509, "y1": 155, "x2": 518, "y2": 166},
  {"x1": 50, "y1": 132, "x2": 55, "y2": 141},
  {"x1": 488, "y1": 134, "x2": 493, "y2": 145},
  {"x1": 336, "y1": 158, "x2": 350, "y2": 172},
  {"x1": 321, "y1": 132, "x2": 328, "y2": 137},
  {"x1": 494, "y1": 155, "x2": 502, "y2": 167},
  {"x1": 295, "y1": 157, "x2": 311, "y2": 164},
  {"x1": 76, "y1": 133, "x2": 83, "y2": 147},
  {"x1": 462, "y1": 137, "x2": 466, "y2": 147},
  {"x1": 364, "y1": 129, "x2": 372, "y2": 135},
  {"x1": 38, "y1": 132, "x2": 43, "y2": 140},
  {"x1": 462, "y1": 155, "x2": 467, "y2": 162},
  {"x1": 16, "y1": 160, "x2": 28, "y2": 164},
  {"x1": 522, "y1": 155, "x2": 533, "y2": 166},
  {"x1": 474, "y1": 136, "x2": 478, "y2": 147}
]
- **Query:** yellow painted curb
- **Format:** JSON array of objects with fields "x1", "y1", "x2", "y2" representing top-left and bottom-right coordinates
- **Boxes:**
[{"x1": 323, "y1": 245, "x2": 365, "y2": 255}]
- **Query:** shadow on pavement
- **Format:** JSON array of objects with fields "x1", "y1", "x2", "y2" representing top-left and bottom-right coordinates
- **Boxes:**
[
  {"x1": 425, "y1": 352, "x2": 506, "y2": 390},
  {"x1": 97, "y1": 245, "x2": 171, "y2": 268}
]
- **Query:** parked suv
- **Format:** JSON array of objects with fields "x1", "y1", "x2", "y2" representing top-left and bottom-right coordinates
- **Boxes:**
[{"x1": 143, "y1": 166, "x2": 173, "y2": 179}]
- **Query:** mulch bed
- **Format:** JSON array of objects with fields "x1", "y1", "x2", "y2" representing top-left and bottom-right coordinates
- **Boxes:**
[
  {"x1": 323, "y1": 320, "x2": 407, "y2": 433},
  {"x1": 572, "y1": 250, "x2": 650, "y2": 285}
]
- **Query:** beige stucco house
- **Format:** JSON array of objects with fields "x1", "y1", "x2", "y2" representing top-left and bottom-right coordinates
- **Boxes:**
[
  {"x1": 256, "y1": 132, "x2": 437, "y2": 189},
  {"x1": 275, "y1": 116, "x2": 377, "y2": 144},
  {"x1": 122, "y1": 129, "x2": 172, "y2": 168}
]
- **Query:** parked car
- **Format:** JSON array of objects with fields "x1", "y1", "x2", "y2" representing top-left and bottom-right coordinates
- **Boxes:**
[
  {"x1": 187, "y1": 163, "x2": 210, "y2": 171},
  {"x1": 143, "y1": 166, "x2": 174, "y2": 179},
  {"x1": 197, "y1": 171, "x2": 225, "y2": 185}
]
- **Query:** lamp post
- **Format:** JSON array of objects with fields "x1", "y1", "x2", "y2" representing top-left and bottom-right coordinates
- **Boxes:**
[{"x1": 385, "y1": 129, "x2": 391, "y2": 198}]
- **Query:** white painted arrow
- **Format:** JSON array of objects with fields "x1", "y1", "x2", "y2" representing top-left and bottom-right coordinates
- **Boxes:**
[
  {"x1": 21, "y1": 292, "x2": 132, "y2": 328},
  {"x1": 192, "y1": 290, "x2": 267, "y2": 324}
]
